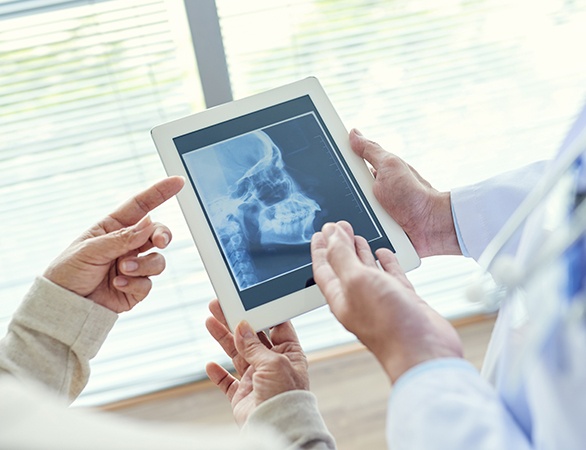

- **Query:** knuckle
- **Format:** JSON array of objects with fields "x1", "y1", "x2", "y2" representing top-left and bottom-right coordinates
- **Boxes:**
[
  {"x1": 150, "y1": 253, "x2": 166, "y2": 274},
  {"x1": 378, "y1": 154, "x2": 402, "y2": 171},
  {"x1": 136, "y1": 278, "x2": 152, "y2": 296},
  {"x1": 133, "y1": 196, "x2": 152, "y2": 215},
  {"x1": 246, "y1": 340, "x2": 263, "y2": 356},
  {"x1": 113, "y1": 228, "x2": 137, "y2": 248},
  {"x1": 366, "y1": 138, "x2": 381, "y2": 149},
  {"x1": 158, "y1": 255, "x2": 166, "y2": 272}
]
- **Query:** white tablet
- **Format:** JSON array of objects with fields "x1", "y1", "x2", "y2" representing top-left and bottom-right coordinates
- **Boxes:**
[{"x1": 151, "y1": 77, "x2": 420, "y2": 331}]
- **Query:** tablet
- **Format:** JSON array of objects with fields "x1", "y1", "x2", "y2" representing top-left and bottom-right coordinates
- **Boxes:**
[{"x1": 151, "y1": 77, "x2": 420, "y2": 331}]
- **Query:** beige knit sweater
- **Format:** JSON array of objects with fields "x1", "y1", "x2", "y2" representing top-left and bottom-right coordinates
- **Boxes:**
[{"x1": 0, "y1": 277, "x2": 336, "y2": 450}]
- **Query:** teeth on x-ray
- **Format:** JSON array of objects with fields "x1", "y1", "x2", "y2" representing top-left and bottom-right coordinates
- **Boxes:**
[{"x1": 258, "y1": 192, "x2": 320, "y2": 245}]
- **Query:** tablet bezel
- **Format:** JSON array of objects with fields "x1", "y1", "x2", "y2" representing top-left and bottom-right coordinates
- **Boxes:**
[{"x1": 152, "y1": 77, "x2": 420, "y2": 331}]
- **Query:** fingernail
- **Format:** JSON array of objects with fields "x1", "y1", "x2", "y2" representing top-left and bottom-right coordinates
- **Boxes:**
[
  {"x1": 113, "y1": 276, "x2": 128, "y2": 287},
  {"x1": 122, "y1": 260, "x2": 139, "y2": 272},
  {"x1": 135, "y1": 215, "x2": 152, "y2": 231},
  {"x1": 238, "y1": 321, "x2": 254, "y2": 339},
  {"x1": 161, "y1": 232, "x2": 170, "y2": 247},
  {"x1": 353, "y1": 128, "x2": 363, "y2": 136}
]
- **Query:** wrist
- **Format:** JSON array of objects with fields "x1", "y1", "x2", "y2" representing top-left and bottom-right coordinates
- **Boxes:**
[
  {"x1": 374, "y1": 320, "x2": 464, "y2": 383},
  {"x1": 423, "y1": 191, "x2": 461, "y2": 257},
  {"x1": 383, "y1": 350, "x2": 464, "y2": 384},
  {"x1": 43, "y1": 264, "x2": 74, "y2": 295}
]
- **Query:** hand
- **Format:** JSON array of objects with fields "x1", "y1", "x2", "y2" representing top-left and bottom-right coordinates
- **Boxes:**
[
  {"x1": 349, "y1": 129, "x2": 460, "y2": 257},
  {"x1": 43, "y1": 176, "x2": 185, "y2": 313},
  {"x1": 205, "y1": 299, "x2": 309, "y2": 426},
  {"x1": 311, "y1": 221, "x2": 463, "y2": 383}
]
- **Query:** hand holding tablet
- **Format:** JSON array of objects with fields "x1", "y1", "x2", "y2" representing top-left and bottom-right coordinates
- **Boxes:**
[{"x1": 151, "y1": 77, "x2": 420, "y2": 331}]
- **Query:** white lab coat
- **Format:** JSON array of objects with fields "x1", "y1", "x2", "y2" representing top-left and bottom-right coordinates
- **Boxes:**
[{"x1": 386, "y1": 160, "x2": 586, "y2": 449}]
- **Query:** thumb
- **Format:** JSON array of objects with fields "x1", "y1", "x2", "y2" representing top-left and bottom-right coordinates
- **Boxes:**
[
  {"x1": 349, "y1": 128, "x2": 387, "y2": 169},
  {"x1": 83, "y1": 215, "x2": 155, "y2": 263},
  {"x1": 234, "y1": 320, "x2": 274, "y2": 367}
]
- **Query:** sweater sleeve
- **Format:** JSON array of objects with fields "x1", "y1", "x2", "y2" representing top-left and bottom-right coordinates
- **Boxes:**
[
  {"x1": 0, "y1": 374, "x2": 294, "y2": 450},
  {"x1": 0, "y1": 276, "x2": 117, "y2": 402},
  {"x1": 244, "y1": 390, "x2": 337, "y2": 449},
  {"x1": 0, "y1": 280, "x2": 334, "y2": 450}
]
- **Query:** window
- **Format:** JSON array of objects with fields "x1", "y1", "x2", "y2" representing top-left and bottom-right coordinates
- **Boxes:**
[
  {"x1": 2, "y1": 0, "x2": 586, "y2": 406},
  {"x1": 0, "y1": 0, "x2": 207, "y2": 405}
]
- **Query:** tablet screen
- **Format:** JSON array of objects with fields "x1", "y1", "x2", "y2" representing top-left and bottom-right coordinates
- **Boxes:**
[{"x1": 174, "y1": 95, "x2": 394, "y2": 310}]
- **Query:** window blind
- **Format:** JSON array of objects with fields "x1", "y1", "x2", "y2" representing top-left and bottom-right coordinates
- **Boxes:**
[{"x1": 0, "y1": 0, "x2": 215, "y2": 406}]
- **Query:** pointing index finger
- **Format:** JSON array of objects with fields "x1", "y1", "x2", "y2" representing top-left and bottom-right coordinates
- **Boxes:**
[{"x1": 110, "y1": 176, "x2": 185, "y2": 227}]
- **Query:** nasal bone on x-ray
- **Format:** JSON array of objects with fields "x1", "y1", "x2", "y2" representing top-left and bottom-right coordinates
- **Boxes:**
[{"x1": 205, "y1": 130, "x2": 321, "y2": 289}]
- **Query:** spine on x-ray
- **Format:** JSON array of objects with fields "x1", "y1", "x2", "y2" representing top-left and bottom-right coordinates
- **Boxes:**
[{"x1": 218, "y1": 215, "x2": 257, "y2": 289}]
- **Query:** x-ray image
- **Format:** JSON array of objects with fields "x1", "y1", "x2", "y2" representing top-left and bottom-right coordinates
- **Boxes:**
[{"x1": 182, "y1": 112, "x2": 381, "y2": 292}]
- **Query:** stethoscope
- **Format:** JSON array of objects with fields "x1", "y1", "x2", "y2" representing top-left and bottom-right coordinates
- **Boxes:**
[
  {"x1": 466, "y1": 117, "x2": 586, "y2": 311},
  {"x1": 465, "y1": 110, "x2": 586, "y2": 387}
]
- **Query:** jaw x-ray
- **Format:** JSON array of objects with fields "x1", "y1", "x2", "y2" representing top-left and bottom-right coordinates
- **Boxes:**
[{"x1": 178, "y1": 98, "x2": 392, "y2": 310}]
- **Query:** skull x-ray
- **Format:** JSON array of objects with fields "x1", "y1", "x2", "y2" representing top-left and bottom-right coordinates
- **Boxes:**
[
  {"x1": 186, "y1": 129, "x2": 322, "y2": 289},
  {"x1": 179, "y1": 104, "x2": 388, "y2": 310}
]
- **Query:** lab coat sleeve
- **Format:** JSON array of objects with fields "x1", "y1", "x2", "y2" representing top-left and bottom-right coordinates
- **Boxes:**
[
  {"x1": 451, "y1": 161, "x2": 547, "y2": 261},
  {"x1": 386, "y1": 359, "x2": 532, "y2": 450},
  {"x1": 0, "y1": 276, "x2": 118, "y2": 402}
]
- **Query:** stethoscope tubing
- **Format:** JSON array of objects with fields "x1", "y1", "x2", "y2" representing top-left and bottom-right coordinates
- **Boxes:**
[{"x1": 477, "y1": 123, "x2": 586, "y2": 275}]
